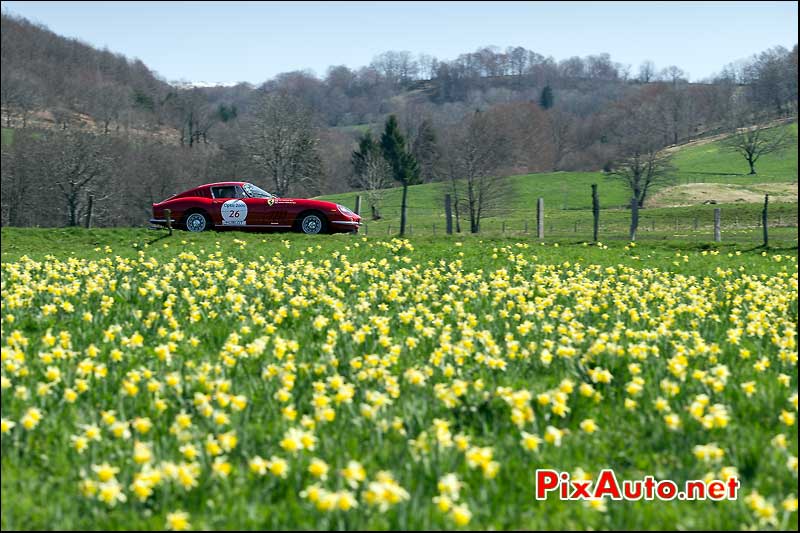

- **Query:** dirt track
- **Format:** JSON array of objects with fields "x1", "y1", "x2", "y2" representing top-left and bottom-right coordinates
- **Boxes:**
[{"x1": 649, "y1": 181, "x2": 798, "y2": 207}]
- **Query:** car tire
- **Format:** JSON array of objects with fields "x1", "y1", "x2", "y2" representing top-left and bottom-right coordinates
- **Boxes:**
[
  {"x1": 184, "y1": 211, "x2": 210, "y2": 232},
  {"x1": 299, "y1": 212, "x2": 327, "y2": 235}
]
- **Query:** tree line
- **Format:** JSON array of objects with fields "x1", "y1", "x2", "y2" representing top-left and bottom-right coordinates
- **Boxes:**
[{"x1": 0, "y1": 11, "x2": 797, "y2": 229}]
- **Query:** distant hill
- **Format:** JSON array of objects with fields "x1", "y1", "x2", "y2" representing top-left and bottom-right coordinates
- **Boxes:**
[{"x1": 1, "y1": 12, "x2": 173, "y2": 131}]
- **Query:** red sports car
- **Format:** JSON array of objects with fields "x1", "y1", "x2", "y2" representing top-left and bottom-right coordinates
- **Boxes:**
[{"x1": 150, "y1": 182, "x2": 361, "y2": 234}]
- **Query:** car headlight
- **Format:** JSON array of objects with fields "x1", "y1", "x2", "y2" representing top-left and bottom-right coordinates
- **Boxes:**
[{"x1": 336, "y1": 204, "x2": 356, "y2": 217}]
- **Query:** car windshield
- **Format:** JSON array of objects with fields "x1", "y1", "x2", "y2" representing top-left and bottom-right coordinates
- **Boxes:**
[{"x1": 243, "y1": 183, "x2": 274, "y2": 199}]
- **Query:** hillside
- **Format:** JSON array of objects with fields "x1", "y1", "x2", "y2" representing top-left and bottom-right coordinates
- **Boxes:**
[
  {"x1": 669, "y1": 122, "x2": 798, "y2": 184},
  {"x1": 318, "y1": 122, "x2": 798, "y2": 241},
  {"x1": 1, "y1": 13, "x2": 172, "y2": 130}
]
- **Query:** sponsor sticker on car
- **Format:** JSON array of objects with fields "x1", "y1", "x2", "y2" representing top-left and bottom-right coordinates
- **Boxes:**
[{"x1": 222, "y1": 199, "x2": 248, "y2": 225}]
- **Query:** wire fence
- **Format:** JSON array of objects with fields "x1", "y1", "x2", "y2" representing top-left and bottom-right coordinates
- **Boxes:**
[{"x1": 352, "y1": 199, "x2": 799, "y2": 244}]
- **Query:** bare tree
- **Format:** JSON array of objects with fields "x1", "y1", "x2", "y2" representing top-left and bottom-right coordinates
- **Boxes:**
[
  {"x1": 370, "y1": 51, "x2": 419, "y2": 87},
  {"x1": 245, "y1": 91, "x2": 322, "y2": 197},
  {"x1": 638, "y1": 60, "x2": 656, "y2": 84},
  {"x1": 44, "y1": 131, "x2": 112, "y2": 226},
  {"x1": 350, "y1": 132, "x2": 392, "y2": 220},
  {"x1": 165, "y1": 88, "x2": 219, "y2": 147},
  {"x1": 0, "y1": 69, "x2": 37, "y2": 128},
  {"x1": 506, "y1": 46, "x2": 529, "y2": 82},
  {"x1": 743, "y1": 46, "x2": 796, "y2": 116},
  {"x1": 417, "y1": 53, "x2": 438, "y2": 81},
  {"x1": 607, "y1": 102, "x2": 675, "y2": 240},
  {"x1": 92, "y1": 84, "x2": 128, "y2": 134},
  {"x1": 51, "y1": 107, "x2": 73, "y2": 131},
  {"x1": 722, "y1": 113, "x2": 795, "y2": 175},
  {"x1": 583, "y1": 53, "x2": 621, "y2": 80},
  {"x1": 548, "y1": 108, "x2": 575, "y2": 170},
  {"x1": 491, "y1": 101, "x2": 554, "y2": 173},
  {"x1": 660, "y1": 65, "x2": 687, "y2": 85},
  {"x1": 1, "y1": 129, "x2": 42, "y2": 225},
  {"x1": 442, "y1": 109, "x2": 512, "y2": 233},
  {"x1": 657, "y1": 83, "x2": 689, "y2": 146}
]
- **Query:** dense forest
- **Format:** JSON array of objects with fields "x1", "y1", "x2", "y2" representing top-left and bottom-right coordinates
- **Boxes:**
[{"x1": 1, "y1": 11, "x2": 797, "y2": 227}]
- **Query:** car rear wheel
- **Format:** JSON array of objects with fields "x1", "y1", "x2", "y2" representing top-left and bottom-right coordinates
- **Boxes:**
[
  {"x1": 185, "y1": 212, "x2": 210, "y2": 232},
  {"x1": 299, "y1": 213, "x2": 326, "y2": 235}
]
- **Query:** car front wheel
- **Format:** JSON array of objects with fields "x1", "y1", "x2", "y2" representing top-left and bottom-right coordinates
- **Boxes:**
[
  {"x1": 185, "y1": 212, "x2": 210, "y2": 232},
  {"x1": 299, "y1": 213, "x2": 326, "y2": 235}
]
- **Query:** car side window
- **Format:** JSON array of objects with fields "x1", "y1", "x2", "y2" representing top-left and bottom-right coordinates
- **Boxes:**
[{"x1": 211, "y1": 186, "x2": 243, "y2": 199}]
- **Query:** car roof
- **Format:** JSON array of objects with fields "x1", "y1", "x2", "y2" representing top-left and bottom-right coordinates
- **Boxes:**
[{"x1": 203, "y1": 181, "x2": 247, "y2": 188}]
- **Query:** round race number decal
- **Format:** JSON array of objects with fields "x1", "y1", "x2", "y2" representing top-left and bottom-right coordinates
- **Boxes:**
[{"x1": 221, "y1": 199, "x2": 248, "y2": 225}]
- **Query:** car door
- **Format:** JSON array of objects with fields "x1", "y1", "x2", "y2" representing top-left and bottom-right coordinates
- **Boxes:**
[
  {"x1": 263, "y1": 197, "x2": 293, "y2": 227},
  {"x1": 212, "y1": 185, "x2": 266, "y2": 227},
  {"x1": 241, "y1": 197, "x2": 269, "y2": 227}
]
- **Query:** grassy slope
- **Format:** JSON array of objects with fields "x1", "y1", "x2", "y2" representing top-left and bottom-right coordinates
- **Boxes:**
[
  {"x1": 318, "y1": 123, "x2": 797, "y2": 242},
  {"x1": 670, "y1": 122, "x2": 798, "y2": 185}
]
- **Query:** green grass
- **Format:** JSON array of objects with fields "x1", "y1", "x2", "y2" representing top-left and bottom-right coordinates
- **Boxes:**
[
  {"x1": 671, "y1": 123, "x2": 798, "y2": 185},
  {"x1": 2, "y1": 127, "x2": 14, "y2": 147},
  {"x1": 1, "y1": 229, "x2": 797, "y2": 530},
  {"x1": 0, "y1": 226, "x2": 796, "y2": 265},
  {"x1": 317, "y1": 122, "x2": 798, "y2": 243}
]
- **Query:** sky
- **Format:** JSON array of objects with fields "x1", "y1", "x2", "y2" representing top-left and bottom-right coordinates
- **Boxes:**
[{"x1": 2, "y1": 1, "x2": 797, "y2": 84}]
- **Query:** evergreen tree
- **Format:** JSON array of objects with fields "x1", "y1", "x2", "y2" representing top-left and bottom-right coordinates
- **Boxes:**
[
  {"x1": 539, "y1": 85, "x2": 554, "y2": 109},
  {"x1": 351, "y1": 132, "x2": 378, "y2": 178},
  {"x1": 217, "y1": 103, "x2": 238, "y2": 123},
  {"x1": 380, "y1": 115, "x2": 420, "y2": 236}
]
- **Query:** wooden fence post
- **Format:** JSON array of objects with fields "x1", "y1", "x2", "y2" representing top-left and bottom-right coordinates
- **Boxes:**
[
  {"x1": 444, "y1": 194, "x2": 453, "y2": 235},
  {"x1": 591, "y1": 184, "x2": 599, "y2": 242},
  {"x1": 165, "y1": 209, "x2": 173, "y2": 236},
  {"x1": 354, "y1": 195, "x2": 362, "y2": 216},
  {"x1": 85, "y1": 194, "x2": 94, "y2": 229},
  {"x1": 714, "y1": 208, "x2": 721, "y2": 242},
  {"x1": 762, "y1": 194, "x2": 769, "y2": 247},
  {"x1": 537, "y1": 197, "x2": 544, "y2": 239}
]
